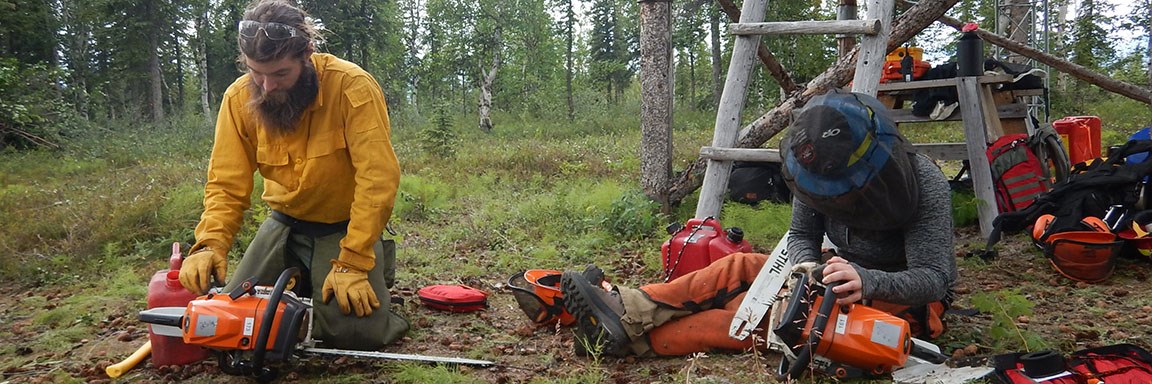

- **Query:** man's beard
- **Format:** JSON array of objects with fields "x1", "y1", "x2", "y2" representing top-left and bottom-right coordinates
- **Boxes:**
[{"x1": 248, "y1": 62, "x2": 319, "y2": 135}]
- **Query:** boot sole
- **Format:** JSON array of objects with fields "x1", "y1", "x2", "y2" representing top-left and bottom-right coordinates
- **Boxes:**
[{"x1": 561, "y1": 272, "x2": 629, "y2": 357}]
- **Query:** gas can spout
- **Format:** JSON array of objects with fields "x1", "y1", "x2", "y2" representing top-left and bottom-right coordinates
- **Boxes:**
[{"x1": 170, "y1": 242, "x2": 183, "y2": 270}]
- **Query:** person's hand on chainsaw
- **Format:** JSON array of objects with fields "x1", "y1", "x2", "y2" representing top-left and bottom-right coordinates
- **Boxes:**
[
  {"x1": 179, "y1": 247, "x2": 227, "y2": 294},
  {"x1": 821, "y1": 256, "x2": 863, "y2": 305},
  {"x1": 322, "y1": 260, "x2": 380, "y2": 317}
]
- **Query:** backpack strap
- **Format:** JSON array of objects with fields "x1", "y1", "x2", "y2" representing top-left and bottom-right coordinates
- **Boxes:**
[{"x1": 1029, "y1": 124, "x2": 1071, "y2": 184}]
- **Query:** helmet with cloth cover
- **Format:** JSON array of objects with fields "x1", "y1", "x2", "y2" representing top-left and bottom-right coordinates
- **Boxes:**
[
  {"x1": 508, "y1": 269, "x2": 575, "y2": 326},
  {"x1": 780, "y1": 89, "x2": 920, "y2": 229}
]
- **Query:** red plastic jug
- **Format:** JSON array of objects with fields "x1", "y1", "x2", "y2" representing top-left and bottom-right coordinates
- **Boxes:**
[
  {"x1": 146, "y1": 243, "x2": 210, "y2": 366},
  {"x1": 1053, "y1": 116, "x2": 1102, "y2": 165},
  {"x1": 661, "y1": 217, "x2": 753, "y2": 281}
]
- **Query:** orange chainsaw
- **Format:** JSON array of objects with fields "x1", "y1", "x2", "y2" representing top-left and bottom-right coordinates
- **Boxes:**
[
  {"x1": 139, "y1": 268, "x2": 494, "y2": 382},
  {"x1": 771, "y1": 271, "x2": 948, "y2": 381}
]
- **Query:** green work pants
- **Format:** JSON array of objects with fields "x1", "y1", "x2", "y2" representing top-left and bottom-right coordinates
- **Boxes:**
[{"x1": 221, "y1": 218, "x2": 409, "y2": 350}]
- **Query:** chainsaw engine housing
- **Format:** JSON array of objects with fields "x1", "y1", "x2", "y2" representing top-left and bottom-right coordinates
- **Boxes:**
[
  {"x1": 182, "y1": 288, "x2": 309, "y2": 361},
  {"x1": 773, "y1": 273, "x2": 912, "y2": 378}
]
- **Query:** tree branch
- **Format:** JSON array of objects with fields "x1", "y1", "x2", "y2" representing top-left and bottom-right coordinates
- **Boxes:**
[{"x1": 937, "y1": 14, "x2": 1152, "y2": 105}]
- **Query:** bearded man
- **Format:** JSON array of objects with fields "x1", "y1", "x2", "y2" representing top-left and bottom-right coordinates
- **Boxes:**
[{"x1": 178, "y1": 0, "x2": 408, "y2": 350}]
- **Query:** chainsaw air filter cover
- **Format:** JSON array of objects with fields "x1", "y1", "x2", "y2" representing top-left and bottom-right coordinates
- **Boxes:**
[{"x1": 418, "y1": 284, "x2": 489, "y2": 313}]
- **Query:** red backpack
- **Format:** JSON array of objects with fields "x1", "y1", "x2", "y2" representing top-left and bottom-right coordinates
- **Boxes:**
[{"x1": 987, "y1": 133, "x2": 1051, "y2": 212}]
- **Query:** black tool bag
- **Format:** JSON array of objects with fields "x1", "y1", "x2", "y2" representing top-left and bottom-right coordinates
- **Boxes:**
[{"x1": 727, "y1": 161, "x2": 792, "y2": 205}]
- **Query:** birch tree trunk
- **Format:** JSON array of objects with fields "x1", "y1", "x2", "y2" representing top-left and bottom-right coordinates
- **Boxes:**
[
  {"x1": 999, "y1": 0, "x2": 1032, "y2": 63},
  {"x1": 147, "y1": 0, "x2": 164, "y2": 122},
  {"x1": 478, "y1": 60, "x2": 498, "y2": 132},
  {"x1": 197, "y1": 1, "x2": 211, "y2": 125},
  {"x1": 710, "y1": 10, "x2": 723, "y2": 107}
]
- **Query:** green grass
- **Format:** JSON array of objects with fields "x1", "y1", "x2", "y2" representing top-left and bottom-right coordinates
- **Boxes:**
[{"x1": 0, "y1": 100, "x2": 1015, "y2": 382}]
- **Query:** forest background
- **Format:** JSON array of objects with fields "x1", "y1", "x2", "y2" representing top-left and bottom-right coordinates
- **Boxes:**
[{"x1": 1, "y1": 0, "x2": 1152, "y2": 382}]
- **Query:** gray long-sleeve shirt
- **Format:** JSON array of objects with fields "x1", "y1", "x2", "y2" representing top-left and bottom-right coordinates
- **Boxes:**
[{"x1": 786, "y1": 154, "x2": 956, "y2": 305}]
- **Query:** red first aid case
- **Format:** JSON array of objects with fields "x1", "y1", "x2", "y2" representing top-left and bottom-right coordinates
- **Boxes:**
[{"x1": 417, "y1": 284, "x2": 489, "y2": 312}]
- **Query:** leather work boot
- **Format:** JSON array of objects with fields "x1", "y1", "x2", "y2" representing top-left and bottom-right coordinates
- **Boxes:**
[
  {"x1": 561, "y1": 270, "x2": 629, "y2": 357},
  {"x1": 580, "y1": 264, "x2": 605, "y2": 287}
]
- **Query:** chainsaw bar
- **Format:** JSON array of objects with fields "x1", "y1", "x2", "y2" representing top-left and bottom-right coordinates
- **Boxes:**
[
  {"x1": 302, "y1": 347, "x2": 495, "y2": 367},
  {"x1": 728, "y1": 231, "x2": 793, "y2": 341},
  {"x1": 728, "y1": 233, "x2": 836, "y2": 341}
]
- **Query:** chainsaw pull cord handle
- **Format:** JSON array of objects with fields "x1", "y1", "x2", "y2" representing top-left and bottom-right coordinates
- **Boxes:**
[
  {"x1": 782, "y1": 276, "x2": 841, "y2": 381},
  {"x1": 251, "y1": 267, "x2": 300, "y2": 376}
]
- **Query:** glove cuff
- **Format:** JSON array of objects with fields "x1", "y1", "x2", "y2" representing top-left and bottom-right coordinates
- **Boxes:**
[
  {"x1": 189, "y1": 239, "x2": 227, "y2": 257},
  {"x1": 330, "y1": 259, "x2": 367, "y2": 274},
  {"x1": 335, "y1": 251, "x2": 375, "y2": 272}
]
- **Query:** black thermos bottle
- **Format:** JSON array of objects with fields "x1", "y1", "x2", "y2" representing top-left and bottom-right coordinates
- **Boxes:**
[{"x1": 957, "y1": 23, "x2": 983, "y2": 77}]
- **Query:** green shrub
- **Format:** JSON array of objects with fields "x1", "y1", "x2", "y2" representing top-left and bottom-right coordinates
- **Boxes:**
[
  {"x1": 970, "y1": 289, "x2": 1048, "y2": 352},
  {"x1": 601, "y1": 190, "x2": 665, "y2": 241},
  {"x1": 0, "y1": 58, "x2": 83, "y2": 149},
  {"x1": 951, "y1": 189, "x2": 980, "y2": 228},
  {"x1": 420, "y1": 103, "x2": 457, "y2": 158}
]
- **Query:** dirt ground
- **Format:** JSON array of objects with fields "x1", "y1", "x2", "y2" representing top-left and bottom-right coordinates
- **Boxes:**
[{"x1": 3, "y1": 226, "x2": 1152, "y2": 383}]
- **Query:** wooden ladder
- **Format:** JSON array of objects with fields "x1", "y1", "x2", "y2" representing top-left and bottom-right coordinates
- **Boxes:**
[
  {"x1": 693, "y1": 0, "x2": 894, "y2": 218},
  {"x1": 696, "y1": 0, "x2": 1005, "y2": 238}
]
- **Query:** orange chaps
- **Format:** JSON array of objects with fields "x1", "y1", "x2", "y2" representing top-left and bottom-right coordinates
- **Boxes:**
[{"x1": 639, "y1": 252, "x2": 767, "y2": 356}]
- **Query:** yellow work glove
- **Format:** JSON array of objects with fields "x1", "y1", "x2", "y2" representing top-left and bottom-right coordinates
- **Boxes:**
[
  {"x1": 178, "y1": 247, "x2": 227, "y2": 294},
  {"x1": 321, "y1": 261, "x2": 380, "y2": 317}
]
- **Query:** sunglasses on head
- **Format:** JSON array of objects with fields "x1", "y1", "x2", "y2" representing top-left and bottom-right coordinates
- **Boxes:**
[{"x1": 238, "y1": 20, "x2": 302, "y2": 41}]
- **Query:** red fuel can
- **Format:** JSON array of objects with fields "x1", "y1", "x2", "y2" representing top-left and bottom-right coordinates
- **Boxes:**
[
  {"x1": 661, "y1": 217, "x2": 753, "y2": 281},
  {"x1": 146, "y1": 243, "x2": 210, "y2": 366},
  {"x1": 1053, "y1": 116, "x2": 1102, "y2": 165}
]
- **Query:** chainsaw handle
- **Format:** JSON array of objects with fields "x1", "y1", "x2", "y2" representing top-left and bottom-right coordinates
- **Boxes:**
[
  {"x1": 779, "y1": 281, "x2": 841, "y2": 381},
  {"x1": 250, "y1": 267, "x2": 299, "y2": 377}
]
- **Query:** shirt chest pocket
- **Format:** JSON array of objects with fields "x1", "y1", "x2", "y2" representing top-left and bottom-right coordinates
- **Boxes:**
[
  {"x1": 256, "y1": 144, "x2": 289, "y2": 166},
  {"x1": 306, "y1": 130, "x2": 348, "y2": 159}
]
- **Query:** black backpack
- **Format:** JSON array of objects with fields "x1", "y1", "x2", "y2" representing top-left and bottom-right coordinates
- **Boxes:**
[{"x1": 727, "y1": 161, "x2": 792, "y2": 205}]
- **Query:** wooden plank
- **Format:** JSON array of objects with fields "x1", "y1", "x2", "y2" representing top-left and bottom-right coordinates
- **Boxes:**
[
  {"x1": 700, "y1": 147, "x2": 782, "y2": 162},
  {"x1": 956, "y1": 76, "x2": 997, "y2": 238},
  {"x1": 850, "y1": 0, "x2": 893, "y2": 96},
  {"x1": 729, "y1": 20, "x2": 880, "y2": 36},
  {"x1": 888, "y1": 102, "x2": 1029, "y2": 123},
  {"x1": 910, "y1": 143, "x2": 969, "y2": 161},
  {"x1": 693, "y1": 0, "x2": 769, "y2": 220},
  {"x1": 876, "y1": 74, "x2": 1015, "y2": 92},
  {"x1": 1008, "y1": 88, "x2": 1045, "y2": 97},
  {"x1": 979, "y1": 83, "x2": 1006, "y2": 139},
  {"x1": 700, "y1": 144, "x2": 968, "y2": 162}
]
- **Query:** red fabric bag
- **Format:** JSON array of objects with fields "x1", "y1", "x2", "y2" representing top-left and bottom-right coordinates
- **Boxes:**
[
  {"x1": 993, "y1": 344, "x2": 1152, "y2": 383},
  {"x1": 417, "y1": 284, "x2": 488, "y2": 312}
]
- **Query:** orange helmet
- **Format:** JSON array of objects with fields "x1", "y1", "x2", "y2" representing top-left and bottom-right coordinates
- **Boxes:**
[
  {"x1": 1032, "y1": 214, "x2": 1109, "y2": 247},
  {"x1": 1032, "y1": 215, "x2": 1121, "y2": 283}
]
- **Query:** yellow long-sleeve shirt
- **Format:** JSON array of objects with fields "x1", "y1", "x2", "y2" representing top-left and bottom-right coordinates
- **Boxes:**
[{"x1": 192, "y1": 53, "x2": 399, "y2": 272}]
